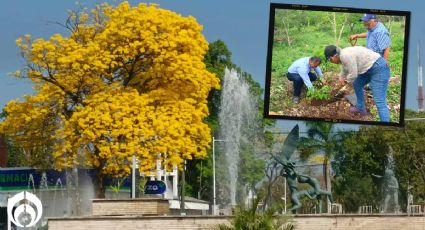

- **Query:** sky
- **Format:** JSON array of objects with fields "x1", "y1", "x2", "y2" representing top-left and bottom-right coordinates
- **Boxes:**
[{"x1": 1, "y1": 0, "x2": 424, "y2": 132}]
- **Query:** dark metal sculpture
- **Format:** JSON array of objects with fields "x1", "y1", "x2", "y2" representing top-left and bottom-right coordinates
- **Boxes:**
[{"x1": 272, "y1": 125, "x2": 333, "y2": 213}]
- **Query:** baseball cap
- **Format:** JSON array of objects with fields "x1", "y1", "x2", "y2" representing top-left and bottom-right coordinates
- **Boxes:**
[
  {"x1": 324, "y1": 45, "x2": 337, "y2": 61},
  {"x1": 359, "y1": 14, "x2": 377, "y2": 22}
]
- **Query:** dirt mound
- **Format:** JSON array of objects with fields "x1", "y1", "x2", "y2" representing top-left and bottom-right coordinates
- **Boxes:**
[{"x1": 270, "y1": 72, "x2": 377, "y2": 121}]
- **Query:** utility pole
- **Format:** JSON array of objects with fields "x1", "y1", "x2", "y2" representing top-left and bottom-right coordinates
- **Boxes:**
[
  {"x1": 418, "y1": 40, "x2": 423, "y2": 111},
  {"x1": 212, "y1": 137, "x2": 226, "y2": 215}
]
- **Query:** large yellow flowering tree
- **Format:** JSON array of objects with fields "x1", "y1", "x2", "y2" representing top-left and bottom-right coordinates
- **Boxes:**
[{"x1": 0, "y1": 2, "x2": 219, "y2": 197}]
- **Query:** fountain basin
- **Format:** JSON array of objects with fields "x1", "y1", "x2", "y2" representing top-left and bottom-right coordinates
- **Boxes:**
[
  {"x1": 92, "y1": 198, "x2": 170, "y2": 216},
  {"x1": 48, "y1": 213, "x2": 425, "y2": 230},
  {"x1": 49, "y1": 213, "x2": 425, "y2": 230}
]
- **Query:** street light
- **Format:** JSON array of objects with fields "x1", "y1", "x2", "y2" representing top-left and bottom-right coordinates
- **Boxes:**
[
  {"x1": 212, "y1": 136, "x2": 226, "y2": 215},
  {"x1": 131, "y1": 154, "x2": 137, "y2": 198}
]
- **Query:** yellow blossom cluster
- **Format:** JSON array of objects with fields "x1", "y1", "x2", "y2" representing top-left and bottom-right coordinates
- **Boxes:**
[
  {"x1": 0, "y1": 84, "x2": 65, "y2": 167},
  {"x1": 1, "y1": 1, "x2": 219, "y2": 179},
  {"x1": 53, "y1": 89, "x2": 156, "y2": 177}
]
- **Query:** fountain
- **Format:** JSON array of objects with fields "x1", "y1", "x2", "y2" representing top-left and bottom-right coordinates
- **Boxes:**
[
  {"x1": 40, "y1": 172, "x2": 48, "y2": 190},
  {"x1": 26, "y1": 170, "x2": 92, "y2": 218},
  {"x1": 218, "y1": 68, "x2": 257, "y2": 206},
  {"x1": 52, "y1": 178, "x2": 65, "y2": 214},
  {"x1": 27, "y1": 174, "x2": 36, "y2": 194}
]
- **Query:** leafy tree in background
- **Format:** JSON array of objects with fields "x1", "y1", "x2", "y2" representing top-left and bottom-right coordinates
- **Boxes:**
[
  {"x1": 332, "y1": 129, "x2": 387, "y2": 212},
  {"x1": 185, "y1": 40, "x2": 275, "y2": 202},
  {"x1": 0, "y1": 2, "x2": 219, "y2": 197},
  {"x1": 389, "y1": 110, "x2": 425, "y2": 206},
  {"x1": 333, "y1": 110, "x2": 425, "y2": 212},
  {"x1": 205, "y1": 40, "x2": 235, "y2": 131}
]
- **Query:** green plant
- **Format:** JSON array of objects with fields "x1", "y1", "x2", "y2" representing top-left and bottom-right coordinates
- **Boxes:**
[
  {"x1": 138, "y1": 177, "x2": 148, "y2": 195},
  {"x1": 109, "y1": 178, "x2": 124, "y2": 198},
  {"x1": 307, "y1": 85, "x2": 332, "y2": 101},
  {"x1": 216, "y1": 197, "x2": 294, "y2": 230},
  {"x1": 387, "y1": 83, "x2": 401, "y2": 104},
  {"x1": 368, "y1": 106, "x2": 379, "y2": 121}
]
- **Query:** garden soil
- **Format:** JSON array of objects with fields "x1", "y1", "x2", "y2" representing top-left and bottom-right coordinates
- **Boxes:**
[{"x1": 269, "y1": 72, "x2": 401, "y2": 122}]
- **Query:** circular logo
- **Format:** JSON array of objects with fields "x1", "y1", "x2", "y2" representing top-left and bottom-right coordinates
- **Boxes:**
[{"x1": 7, "y1": 191, "x2": 43, "y2": 228}]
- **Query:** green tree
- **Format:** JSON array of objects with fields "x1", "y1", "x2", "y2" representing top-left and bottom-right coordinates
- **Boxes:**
[
  {"x1": 205, "y1": 40, "x2": 235, "y2": 131},
  {"x1": 332, "y1": 129, "x2": 387, "y2": 212},
  {"x1": 298, "y1": 122, "x2": 346, "y2": 212},
  {"x1": 332, "y1": 110, "x2": 425, "y2": 212},
  {"x1": 389, "y1": 110, "x2": 425, "y2": 205}
]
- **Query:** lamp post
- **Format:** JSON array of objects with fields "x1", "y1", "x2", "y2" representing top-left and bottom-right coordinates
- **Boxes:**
[
  {"x1": 212, "y1": 137, "x2": 226, "y2": 215},
  {"x1": 131, "y1": 154, "x2": 136, "y2": 198}
]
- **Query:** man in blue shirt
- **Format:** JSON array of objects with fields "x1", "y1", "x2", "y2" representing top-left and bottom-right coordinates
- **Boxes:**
[
  {"x1": 350, "y1": 14, "x2": 391, "y2": 62},
  {"x1": 287, "y1": 56, "x2": 323, "y2": 104},
  {"x1": 347, "y1": 14, "x2": 391, "y2": 108}
]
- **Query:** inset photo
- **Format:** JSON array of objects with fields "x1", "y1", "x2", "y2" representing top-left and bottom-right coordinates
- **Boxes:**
[{"x1": 264, "y1": 3, "x2": 410, "y2": 126}]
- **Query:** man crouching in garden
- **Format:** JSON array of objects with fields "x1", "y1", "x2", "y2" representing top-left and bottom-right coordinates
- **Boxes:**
[
  {"x1": 287, "y1": 56, "x2": 323, "y2": 104},
  {"x1": 324, "y1": 45, "x2": 390, "y2": 122}
]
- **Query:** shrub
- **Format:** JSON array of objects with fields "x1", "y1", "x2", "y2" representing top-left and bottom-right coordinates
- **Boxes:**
[{"x1": 216, "y1": 197, "x2": 294, "y2": 230}]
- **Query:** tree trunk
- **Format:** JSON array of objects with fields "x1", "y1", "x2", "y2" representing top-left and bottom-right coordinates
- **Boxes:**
[
  {"x1": 349, "y1": 22, "x2": 355, "y2": 33},
  {"x1": 263, "y1": 171, "x2": 275, "y2": 211},
  {"x1": 323, "y1": 160, "x2": 332, "y2": 213},
  {"x1": 180, "y1": 162, "x2": 186, "y2": 215},
  {"x1": 402, "y1": 17, "x2": 405, "y2": 39},
  {"x1": 331, "y1": 13, "x2": 347, "y2": 46},
  {"x1": 336, "y1": 15, "x2": 347, "y2": 46},
  {"x1": 73, "y1": 168, "x2": 82, "y2": 215},
  {"x1": 135, "y1": 171, "x2": 141, "y2": 198},
  {"x1": 282, "y1": 16, "x2": 292, "y2": 47},
  {"x1": 263, "y1": 162, "x2": 280, "y2": 211},
  {"x1": 332, "y1": 13, "x2": 337, "y2": 45},
  {"x1": 94, "y1": 169, "x2": 106, "y2": 198}
]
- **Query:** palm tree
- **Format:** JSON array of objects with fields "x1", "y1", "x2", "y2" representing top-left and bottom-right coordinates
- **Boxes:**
[{"x1": 298, "y1": 122, "x2": 346, "y2": 213}]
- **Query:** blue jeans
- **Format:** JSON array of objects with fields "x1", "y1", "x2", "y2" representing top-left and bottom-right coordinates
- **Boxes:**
[
  {"x1": 287, "y1": 72, "x2": 317, "y2": 96},
  {"x1": 353, "y1": 57, "x2": 390, "y2": 122}
]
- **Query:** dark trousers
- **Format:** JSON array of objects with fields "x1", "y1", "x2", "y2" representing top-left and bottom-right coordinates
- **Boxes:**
[{"x1": 286, "y1": 72, "x2": 317, "y2": 96}]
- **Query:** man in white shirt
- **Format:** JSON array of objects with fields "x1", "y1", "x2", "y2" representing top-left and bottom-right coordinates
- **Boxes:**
[{"x1": 324, "y1": 45, "x2": 390, "y2": 122}]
